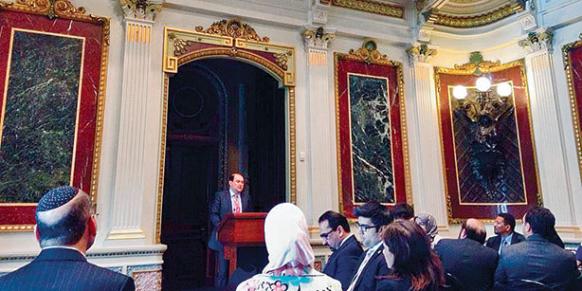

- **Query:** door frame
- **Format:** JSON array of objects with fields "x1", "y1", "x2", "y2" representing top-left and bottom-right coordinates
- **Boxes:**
[{"x1": 156, "y1": 19, "x2": 297, "y2": 243}]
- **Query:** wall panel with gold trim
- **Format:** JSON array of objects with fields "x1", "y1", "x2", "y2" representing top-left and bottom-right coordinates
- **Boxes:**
[{"x1": 435, "y1": 60, "x2": 540, "y2": 223}]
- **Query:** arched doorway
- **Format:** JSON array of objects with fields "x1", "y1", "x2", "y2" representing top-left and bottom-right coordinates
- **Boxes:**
[
  {"x1": 157, "y1": 21, "x2": 297, "y2": 290},
  {"x1": 160, "y1": 58, "x2": 287, "y2": 290}
]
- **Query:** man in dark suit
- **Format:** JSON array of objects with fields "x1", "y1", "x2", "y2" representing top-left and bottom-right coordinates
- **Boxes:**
[
  {"x1": 485, "y1": 212, "x2": 525, "y2": 254},
  {"x1": 319, "y1": 210, "x2": 363, "y2": 290},
  {"x1": 494, "y1": 207, "x2": 578, "y2": 290},
  {"x1": 208, "y1": 172, "x2": 252, "y2": 288},
  {"x1": 0, "y1": 186, "x2": 134, "y2": 291},
  {"x1": 435, "y1": 218, "x2": 498, "y2": 291},
  {"x1": 346, "y1": 201, "x2": 392, "y2": 291}
]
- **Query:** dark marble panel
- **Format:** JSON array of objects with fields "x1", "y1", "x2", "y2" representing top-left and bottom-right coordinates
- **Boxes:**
[
  {"x1": 348, "y1": 74, "x2": 394, "y2": 203},
  {"x1": 0, "y1": 31, "x2": 83, "y2": 203}
]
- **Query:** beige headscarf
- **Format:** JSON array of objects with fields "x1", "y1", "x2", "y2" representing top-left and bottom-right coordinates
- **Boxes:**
[{"x1": 262, "y1": 203, "x2": 315, "y2": 274}]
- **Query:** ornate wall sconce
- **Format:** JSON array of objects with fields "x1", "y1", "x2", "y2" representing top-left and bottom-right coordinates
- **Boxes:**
[{"x1": 452, "y1": 77, "x2": 514, "y2": 143}]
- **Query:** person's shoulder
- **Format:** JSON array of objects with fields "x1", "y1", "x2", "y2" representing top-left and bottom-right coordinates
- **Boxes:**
[
  {"x1": 486, "y1": 235, "x2": 499, "y2": 245},
  {"x1": 84, "y1": 262, "x2": 134, "y2": 286}
]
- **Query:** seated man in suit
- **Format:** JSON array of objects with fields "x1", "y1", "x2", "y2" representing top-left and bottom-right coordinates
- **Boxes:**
[
  {"x1": 486, "y1": 212, "x2": 525, "y2": 254},
  {"x1": 319, "y1": 210, "x2": 363, "y2": 290},
  {"x1": 494, "y1": 207, "x2": 578, "y2": 290},
  {"x1": 0, "y1": 186, "x2": 134, "y2": 291},
  {"x1": 392, "y1": 202, "x2": 414, "y2": 221},
  {"x1": 346, "y1": 201, "x2": 392, "y2": 291},
  {"x1": 208, "y1": 172, "x2": 252, "y2": 288},
  {"x1": 435, "y1": 218, "x2": 498, "y2": 291}
]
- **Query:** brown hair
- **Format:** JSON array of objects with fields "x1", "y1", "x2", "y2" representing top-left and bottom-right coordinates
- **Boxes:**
[{"x1": 381, "y1": 220, "x2": 444, "y2": 291}]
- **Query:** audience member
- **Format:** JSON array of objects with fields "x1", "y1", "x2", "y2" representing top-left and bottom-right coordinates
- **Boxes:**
[
  {"x1": 435, "y1": 218, "x2": 498, "y2": 291},
  {"x1": 414, "y1": 213, "x2": 442, "y2": 247},
  {"x1": 494, "y1": 207, "x2": 578, "y2": 290},
  {"x1": 209, "y1": 172, "x2": 252, "y2": 287},
  {"x1": 0, "y1": 186, "x2": 135, "y2": 291},
  {"x1": 377, "y1": 220, "x2": 444, "y2": 291},
  {"x1": 237, "y1": 203, "x2": 341, "y2": 291},
  {"x1": 486, "y1": 213, "x2": 525, "y2": 254},
  {"x1": 577, "y1": 245, "x2": 582, "y2": 271},
  {"x1": 346, "y1": 201, "x2": 392, "y2": 291},
  {"x1": 392, "y1": 203, "x2": 414, "y2": 220},
  {"x1": 319, "y1": 211, "x2": 363, "y2": 290}
]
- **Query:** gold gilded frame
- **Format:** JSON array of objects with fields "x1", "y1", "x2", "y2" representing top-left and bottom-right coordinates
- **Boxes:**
[
  {"x1": 562, "y1": 36, "x2": 582, "y2": 181},
  {"x1": 330, "y1": 0, "x2": 404, "y2": 19},
  {"x1": 334, "y1": 41, "x2": 412, "y2": 215},
  {"x1": 434, "y1": 59, "x2": 542, "y2": 224},
  {"x1": 157, "y1": 24, "x2": 296, "y2": 243},
  {"x1": 0, "y1": 0, "x2": 110, "y2": 232}
]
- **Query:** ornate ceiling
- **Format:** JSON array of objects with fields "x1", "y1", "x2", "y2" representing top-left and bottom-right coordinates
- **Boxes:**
[
  {"x1": 323, "y1": 0, "x2": 527, "y2": 29},
  {"x1": 419, "y1": 0, "x2": 527, "y2": 28}
]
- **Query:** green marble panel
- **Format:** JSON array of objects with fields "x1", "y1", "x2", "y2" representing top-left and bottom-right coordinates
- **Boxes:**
[
  {"x1": 0, "y1": 30, "x2": 83, "y2": 203},
  {"x1": 349, "y1": 74, "x2": 394, "y2": 204}
]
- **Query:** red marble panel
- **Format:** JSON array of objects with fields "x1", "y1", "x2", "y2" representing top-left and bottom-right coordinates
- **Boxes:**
[
  {"x1": 0, "y1": 10, "x2": 106, "y2": 227},
  {"x1": 437, "y1": 64, "x2": 539, "y2": 221}
]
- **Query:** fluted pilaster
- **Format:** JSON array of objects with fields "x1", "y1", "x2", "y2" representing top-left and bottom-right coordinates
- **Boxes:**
[{"x1": 108, "y1": 18, "x2": 154, "y2": 239}]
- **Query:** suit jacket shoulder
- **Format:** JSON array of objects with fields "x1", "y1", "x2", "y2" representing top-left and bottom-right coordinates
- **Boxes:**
[
  {"x1": 0, "y1": 249, "x2": 135, "y2": 291},
  {"x1": 353, "y1": 245, "x2": 389, "y2": 291},
  {"x1": 323, "y1": 235, "x2": 363, "y2": 290}
]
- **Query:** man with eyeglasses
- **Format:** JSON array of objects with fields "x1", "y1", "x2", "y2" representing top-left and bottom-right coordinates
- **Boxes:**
[
  {"x1": 318, "y1": 211, "x2": 363, "y2": 290},
  {"x1": 346, "y1": 201, "x2": 392, "y2": 291}
]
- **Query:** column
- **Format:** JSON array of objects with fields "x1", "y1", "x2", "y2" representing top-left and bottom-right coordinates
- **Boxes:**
[
  {"x1": 302, "y1": 27, "x2": 335, "y2": 224},
  {"x1": 405, "y1": 44, "x2": 448, "y2": 226},
  {"x1": 108, "y1": 14, "x2": 156, "y2": 240},
  {"x1": 520, "y1": 29, "x2": 576, "y2": 226}
]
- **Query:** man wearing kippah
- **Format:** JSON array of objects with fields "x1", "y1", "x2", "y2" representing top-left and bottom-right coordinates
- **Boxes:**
[{"x1": 0, "y1": 186, "x2": 135, "y2": 291}]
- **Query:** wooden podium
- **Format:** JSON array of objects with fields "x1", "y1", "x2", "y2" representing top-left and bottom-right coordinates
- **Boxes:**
[{"x1": 217, "y1": 212, "x2": 267, "y2": 275}]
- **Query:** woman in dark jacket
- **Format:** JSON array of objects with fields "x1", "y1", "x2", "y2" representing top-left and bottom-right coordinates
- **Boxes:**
[{"x1": 376, "y1": 220, "x2": 444, "y2": 291}]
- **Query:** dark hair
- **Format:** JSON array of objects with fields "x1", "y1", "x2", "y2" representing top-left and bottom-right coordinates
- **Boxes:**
[
  {"x1": 229, "y1": 173, "x2": 245, "y2": 181},
  {"x1": 318, "y1": 210, "x2": 350, "y2": 233},
  {"x1": 525, "y1": 207, "x2": 560, "y2": 242},
  {"x1": 392, "y1": 203, "x2": 415, "y2": 220},
  {"x1": 354, "y1": 201, "x2": 393, "y2": 230},
  {"x1": 36, "y1": 188, "x2": 91, "y2": 247},
  {"x1": 461, "y1": 220, "x2": 487, "y2": 244},
  {"x1": 497, "y1": 213, "x2": 516, "y2": 232},
  {"x1": 381, "y1": 220, "x2": 444, "y2": 291}
]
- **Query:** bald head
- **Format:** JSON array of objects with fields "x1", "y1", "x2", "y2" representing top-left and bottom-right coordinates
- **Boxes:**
[{"x1": 461, "y1": 218, "x2": 487, "y2": 244}]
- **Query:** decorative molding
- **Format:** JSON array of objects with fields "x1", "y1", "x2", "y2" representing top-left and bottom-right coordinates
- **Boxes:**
[
  {"x1": 407, "y1": 43, "x2": 437, "y2": 64},
  {"x1": 330, "y1": 0, "x2": 404, "y2": 19},
  {"x1": 451, "y1": 51, "x2": 501, "y2": 75},
  {"x1": 0, "y1": 248, "x2": 166, "y2": 262},
  {"x1": 346, "y1": 39, "x2": 392, "y2": 65},
  {"x1": 303, "y1": 27, "x2": 335, "y2": 50},
  {"x1": 519, "y1": 29, "x2": 554, "y2": 53},
  {"x1": 562, "y1": 37, "x2": 582, "y2": 183},
  {"x1": 310, "y1": 5, "x2": 329, "y2": 24},
  {"x1": 195, "y1": 19, "x2": 270, "y2": 43},
  {"x1": 119, "y1": 0, "x2": 162, "y2": 21},
  {"x1": 519, "y1": 12, "x2": 537, "y2": 32},
  {"x1": 424, "y1": 3, "x2": 524, "y2": 28}
]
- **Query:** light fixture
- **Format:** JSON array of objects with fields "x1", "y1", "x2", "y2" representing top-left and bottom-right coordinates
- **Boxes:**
[
  {"x1": 496, "y1": 82, "x2": 512, "y2": 97},
  {"x1": 475, "y1": 76, "x2": 492, "y2": 92},
  {"x1": 453, "y1": 85, "x2": 468, "y2": 100}
]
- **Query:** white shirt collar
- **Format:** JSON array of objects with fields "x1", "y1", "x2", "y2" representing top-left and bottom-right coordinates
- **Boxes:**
[
  {"x1": 339, "y1": 233, "x2": 354, "y2": 247},
  {"x1": 229, "y1": 188, "x2": 240, "y2": 197}
]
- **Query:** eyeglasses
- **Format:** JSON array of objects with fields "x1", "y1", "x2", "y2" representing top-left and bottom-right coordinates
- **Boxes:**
[
  {"x1": 357, "y1": 223, "x2": 376, "y2": 232},
  {"x1": 320, "y1": 229, "x2": 334, "y2": 239}
]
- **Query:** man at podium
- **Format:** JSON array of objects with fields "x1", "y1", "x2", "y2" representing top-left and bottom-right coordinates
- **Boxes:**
[{"x1": 209, "y1": 172, "x2": 252, "y2": 288}]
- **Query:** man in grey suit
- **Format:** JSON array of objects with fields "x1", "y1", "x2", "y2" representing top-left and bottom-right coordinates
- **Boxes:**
[
  {"x1": 208, "y1": 172, "x2": 252, "y2": 288},
  {"x1": 494, "y1": 207, "x2": 578, "y2": 290},
  {"x1": 0, "y1": 186, "x2": 134, "y2": 291}
]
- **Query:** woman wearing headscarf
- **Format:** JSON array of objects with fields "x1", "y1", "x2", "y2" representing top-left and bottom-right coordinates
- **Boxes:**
[
  {"x1": 237, "y1": 203, "x2": 341, "y2": 291},
  {"x1": 414, "y1": 213, "x2": 441, "y2": 247}
]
